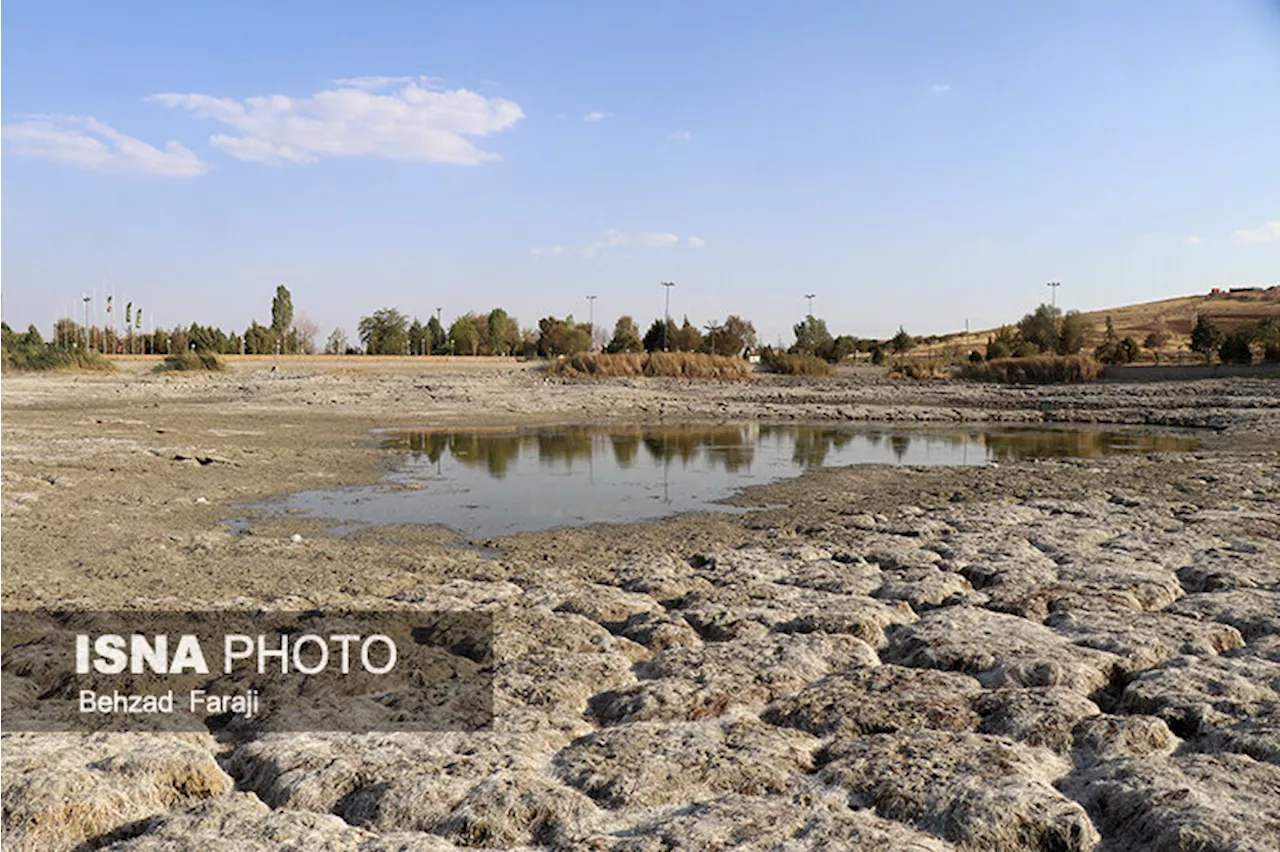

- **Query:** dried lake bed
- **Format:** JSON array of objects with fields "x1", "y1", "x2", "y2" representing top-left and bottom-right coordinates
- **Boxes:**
[{"x1": 2, "y1": 361, "x2": 1279, "y2": 850}]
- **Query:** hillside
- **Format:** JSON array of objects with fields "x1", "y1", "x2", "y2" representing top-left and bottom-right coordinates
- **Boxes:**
[{"x1": 913, "y1": 286, "x2": 1280, "y2": 357}]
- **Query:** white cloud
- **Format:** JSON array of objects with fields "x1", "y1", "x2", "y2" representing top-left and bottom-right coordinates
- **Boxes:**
[
  {"x1": 149, "y1": 76, "x2": 524, "y2": 166},
  {"x1": 531, "y1": 229, "x2": 688, "y2": 258},
  {"x1": 668, "y1": 130, "x2": 692, "y2": 141},
  {"x1": 687, "y1": 236, "x2": 706, "y2": 247},
  {"x1": 2, "y1": 114, "x2": 207, "y2": 176},
  {"x1": 583, "y1": 111, "x2": 612, "y2": 122},
  {"x1": 1186, "y1": 236, "x2": 1202, "y2": 245},
  {"x1": 1233, "y1": 221, "x2": 1280, "y2": 244},
  {"x1": 930, "y1": 83, "x2": 951, "y2": 94}
]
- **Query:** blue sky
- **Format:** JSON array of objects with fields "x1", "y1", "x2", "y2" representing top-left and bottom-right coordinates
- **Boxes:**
[{"x1": 3, "y1": 1, "x2": 1279, "y2": 346}]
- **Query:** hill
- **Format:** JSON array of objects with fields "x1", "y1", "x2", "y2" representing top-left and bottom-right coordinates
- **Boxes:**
[{"x1": 912, "y1": 286, "x2": 1280, "y2": 358}]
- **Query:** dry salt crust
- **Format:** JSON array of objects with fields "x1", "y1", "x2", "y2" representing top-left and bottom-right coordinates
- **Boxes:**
[{"x1": 2, "y1": 365, "x2": 1279, "y2": 850}]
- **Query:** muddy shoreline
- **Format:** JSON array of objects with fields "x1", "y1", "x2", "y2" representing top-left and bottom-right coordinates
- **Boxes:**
[{"x1": 3, "y1": 364, "x2": 1278, "y2": 850}]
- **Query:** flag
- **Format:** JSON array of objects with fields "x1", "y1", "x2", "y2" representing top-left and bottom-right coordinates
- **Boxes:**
[
  {"x1": 136, "y1": 309, "x2": 143, "y2": 330},
  {"x1": 106, "y1": 296, "x2": 113, "y2": 313},
  {"x1": 126, "y1": 302, "x2": 132, "y2": 324}
]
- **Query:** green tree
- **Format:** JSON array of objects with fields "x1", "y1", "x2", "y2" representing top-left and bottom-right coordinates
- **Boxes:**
[
  {"x1": 1057, "y1": 311, "x2": 1089, "y2": 355},
  {"x1": 672, "y1": 316, "x2": 702, "y2": 352},
  {"x1": 792, "y1": 316, "x2": 833, "y2": 356},
  {"x1": 889, "y1": 325, "x2": 915, "y2": 356},
  {"x1": 1017, "y1": 304, "x2": 1062, "y2": 353},
  {"x1": 325, "y1": 328, "x2": 348, "y2": 355},
  {"x1": 536, "y1": 315, "x2": 591, "y2": 356},
  {"x1": 426, "y1": 316, "x2": 447, "y2": 354},
  {"x1": 23, "y1": 324, "x2": 44, "y2": 347},
  {"x1": 606, "y1": 316, "x2": 644, "y2": 353},
  {"x1": 643, "y1": 318, "x2": 677, "y2": 352},
  {"x1": 1190, "y1": 315, "x2": 1223, "y2": 363},
  {"x1": 408, "y1": 319, "x2": 427, "y2": 356},
  {"x1": 243, "y1": 321, "x2": 276, "y2": 355},
  {"x1": 449, "y1": 314, "x2": 480, "y2": 356},
  {"x1": 1219, "y1": 325, "x2": 1256, "y2": 365},
  {"x1": 986, "y1": 326, "x2": 1017, "y2": 360},
  {"x1": 271, "y1": 285, "x2": 294, "y2": 351},
  {"x1": 488, "y1": 309, "x2": 510, "y2": 355},
  {"x1": 359, "y1": 308, "x2": 410, "y2": 355}
]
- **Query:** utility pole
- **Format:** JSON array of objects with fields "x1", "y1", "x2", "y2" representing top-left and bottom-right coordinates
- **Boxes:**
[
  {"x1": 804, "y1": 293, "x2": 816, "y2": 317},
  {"x1": 435, "y1": 308, "x2": 443, "y2": 356},
  {"x1": 82, "y1": 295, "x2": 90, "y2": 350},
  {"x1": 586, "y1": 295, "x2": 597, "y2": 351},
  {"x1": 661, "y1": 281, "x2": 676, "y2": 351},
  {"x1": 1046, "y1": 281, "x2": 1061, "y2": 308}
]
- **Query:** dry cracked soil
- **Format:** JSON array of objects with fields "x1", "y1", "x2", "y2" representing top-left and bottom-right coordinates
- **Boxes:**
[{"x1": 2, "y1": 359, "x2": 1278, "y2": 851}]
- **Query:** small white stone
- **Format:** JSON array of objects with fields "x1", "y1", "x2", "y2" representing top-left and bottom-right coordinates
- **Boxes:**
[
  {"x1": 195, "y1": 497, "x2": 209, "y2": 504},
  {"x1": 290, "y1": 534, "x2": 303, "y2": 543}
]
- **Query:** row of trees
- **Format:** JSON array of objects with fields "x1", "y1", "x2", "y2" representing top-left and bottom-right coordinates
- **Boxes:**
[{"x1": 347, "y1": 308, "x2": 766, "y2": 359}]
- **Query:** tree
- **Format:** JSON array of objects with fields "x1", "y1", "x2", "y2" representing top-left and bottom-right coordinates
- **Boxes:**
[
  {"x1": 1057, "y1": 311, "x2": 1089, "y2": 355},
  {"x1": 426, "y1": 316, "x2": 447, "y2": 354},
  {"x1": 889, "y1": 326, "x2": 915, "y2": 356},
  {"x1": 359, "y1": 308, "x2": 410, "y2": 355},
  {"x1": 271, "y1": 286, "x2": 294, "y2": 351},
  {"x1": 449, "y1": 314, "x2": 480, "y2": 356},
  {"x1": 643, "y1": 318, "x2": 677, "y2": 352},
  {"x1": 986, "y1": 325, "x2": 1017, "y2": 360},
  {"x1": 243, "y1": 321, "x2": 276, "y2": 354},
  {"x1": 488, "y1": 309, "x2": 510, "y2": 355},
  {"x1": 1143, "y1": 318, "x2": 1171, "y2": 353},
  {"x1": 672, "y1": 316, "x2": 702, "y2": 352},
  {"x1": 1219, "y1": 326, "x2": 1256, "y2": 365},
  {"x1": 325, "y1": 328, "x2": 348, "y2": 355},
  {"x1": 1017, "y1": 304, "x2": 1062, "y2": 353},
  {"x1": 408, "y1": 319, "x2": 426, "y2": 356},
  {"x1": 830, "y1": 335, "x2": 859, "y2": 363},
  {"x1": 720, "y1": 315, "x2": 758, "y2": 358},
  {"x1": 606, "y1": 316, "x2": 644, "y2": 353},
  {"x1": 792, "y1": 316, "x2": 833, "y2": 357},
  {"x1": 536, "y1": 315, "x2": 591, "y2": 356},
  {"x1": 293, "y1": 313, "x2": 319, "y2": 355},
  {"x1": 1190, "y1": 315, "x2": 1223, "y2": 363},
  {"x1": 23, "y1": 324, "x2": 44, "y2": 347}
]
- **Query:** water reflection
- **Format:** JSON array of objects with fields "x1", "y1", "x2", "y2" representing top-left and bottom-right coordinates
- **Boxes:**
[{"x1": 267, "y1": 424, "x2": 1198, "y2": 539}]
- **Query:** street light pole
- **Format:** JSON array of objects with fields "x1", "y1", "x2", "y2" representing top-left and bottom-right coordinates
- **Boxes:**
[
  {"x1": 82, "y1": 295, "x2": 90, "y2": 350},
  {"x1": 661, "y1": 281, "x2": 675, "y2": 351},
  {"x1": 435, "y1": 308, "x2": 442, "y2": 355},
  {"x1": 586, "y1": 295, "x2": 597, "y2": 351},
  {"x1": 804, "y1": 293, "x2": 816, "y2": 317},
  {"x1": 1046, "y1": 281, "x2": 1060, "y2": 308}
]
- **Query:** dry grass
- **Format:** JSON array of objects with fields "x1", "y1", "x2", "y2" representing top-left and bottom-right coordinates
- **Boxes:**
[
  {"x1": 958, "y1": 355, "x2": 1103, "y2": 384},
  {"x1": 549, "y1": 352, "x2": 752, "y2": 379},
  {"x1": 889, "y1": 359, "x2": 951, "y2": 380},
  {"x1": 760, "y1": 354, "x2": 832, "y2": 376},
  {"x1": 154, "y1": 351, "x2": 227, "y2": 372},
  {"x1": 1, "y1": 347, "x2": 116, "y2": 373}
]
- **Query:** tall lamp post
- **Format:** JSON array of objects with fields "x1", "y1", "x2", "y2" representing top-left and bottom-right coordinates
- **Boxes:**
[
  {"x1": 661, "y1": 281, "x2": 676, "y2": 350},
  {"x1": 804, "y1": 293, "x2": 816, "y2": 317},
  {"x1": 82, "y1": 295, "x2": 91, "y2": 350},
  {"x1": 1046, "y1": 281, "x2": 1060, "y2": 308},
  {"x1": 435, "y1": 307, "x2": 443, "y2": 355},
  {"x1": 586, "y1": 294, "x2": 597, "y2": 351}
]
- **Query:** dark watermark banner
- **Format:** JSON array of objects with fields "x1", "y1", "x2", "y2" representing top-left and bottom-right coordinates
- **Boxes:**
[{"x1": 1, "y1": 610, "x2": 493, "y2": 733}]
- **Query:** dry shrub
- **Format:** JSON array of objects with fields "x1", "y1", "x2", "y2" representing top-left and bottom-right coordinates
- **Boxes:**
[
  {"x1": 761, "y1": 354, "x2": 832, "y2": 376},
  {"x1": 2, "y1": 347, "x2": 115, "y2": 373},
  {"x1": 549, "y1": 352, "x2": 751, "y2": 380},
  {"x1": 959, "y1": 355, "x2": 1102, "y2": 384},
  {"x1": 890, "y1": 359, "x2": 951, "y2": 380},
  {"x1": 154, "y1": 351, "x2": 227, "y2": 372}
]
